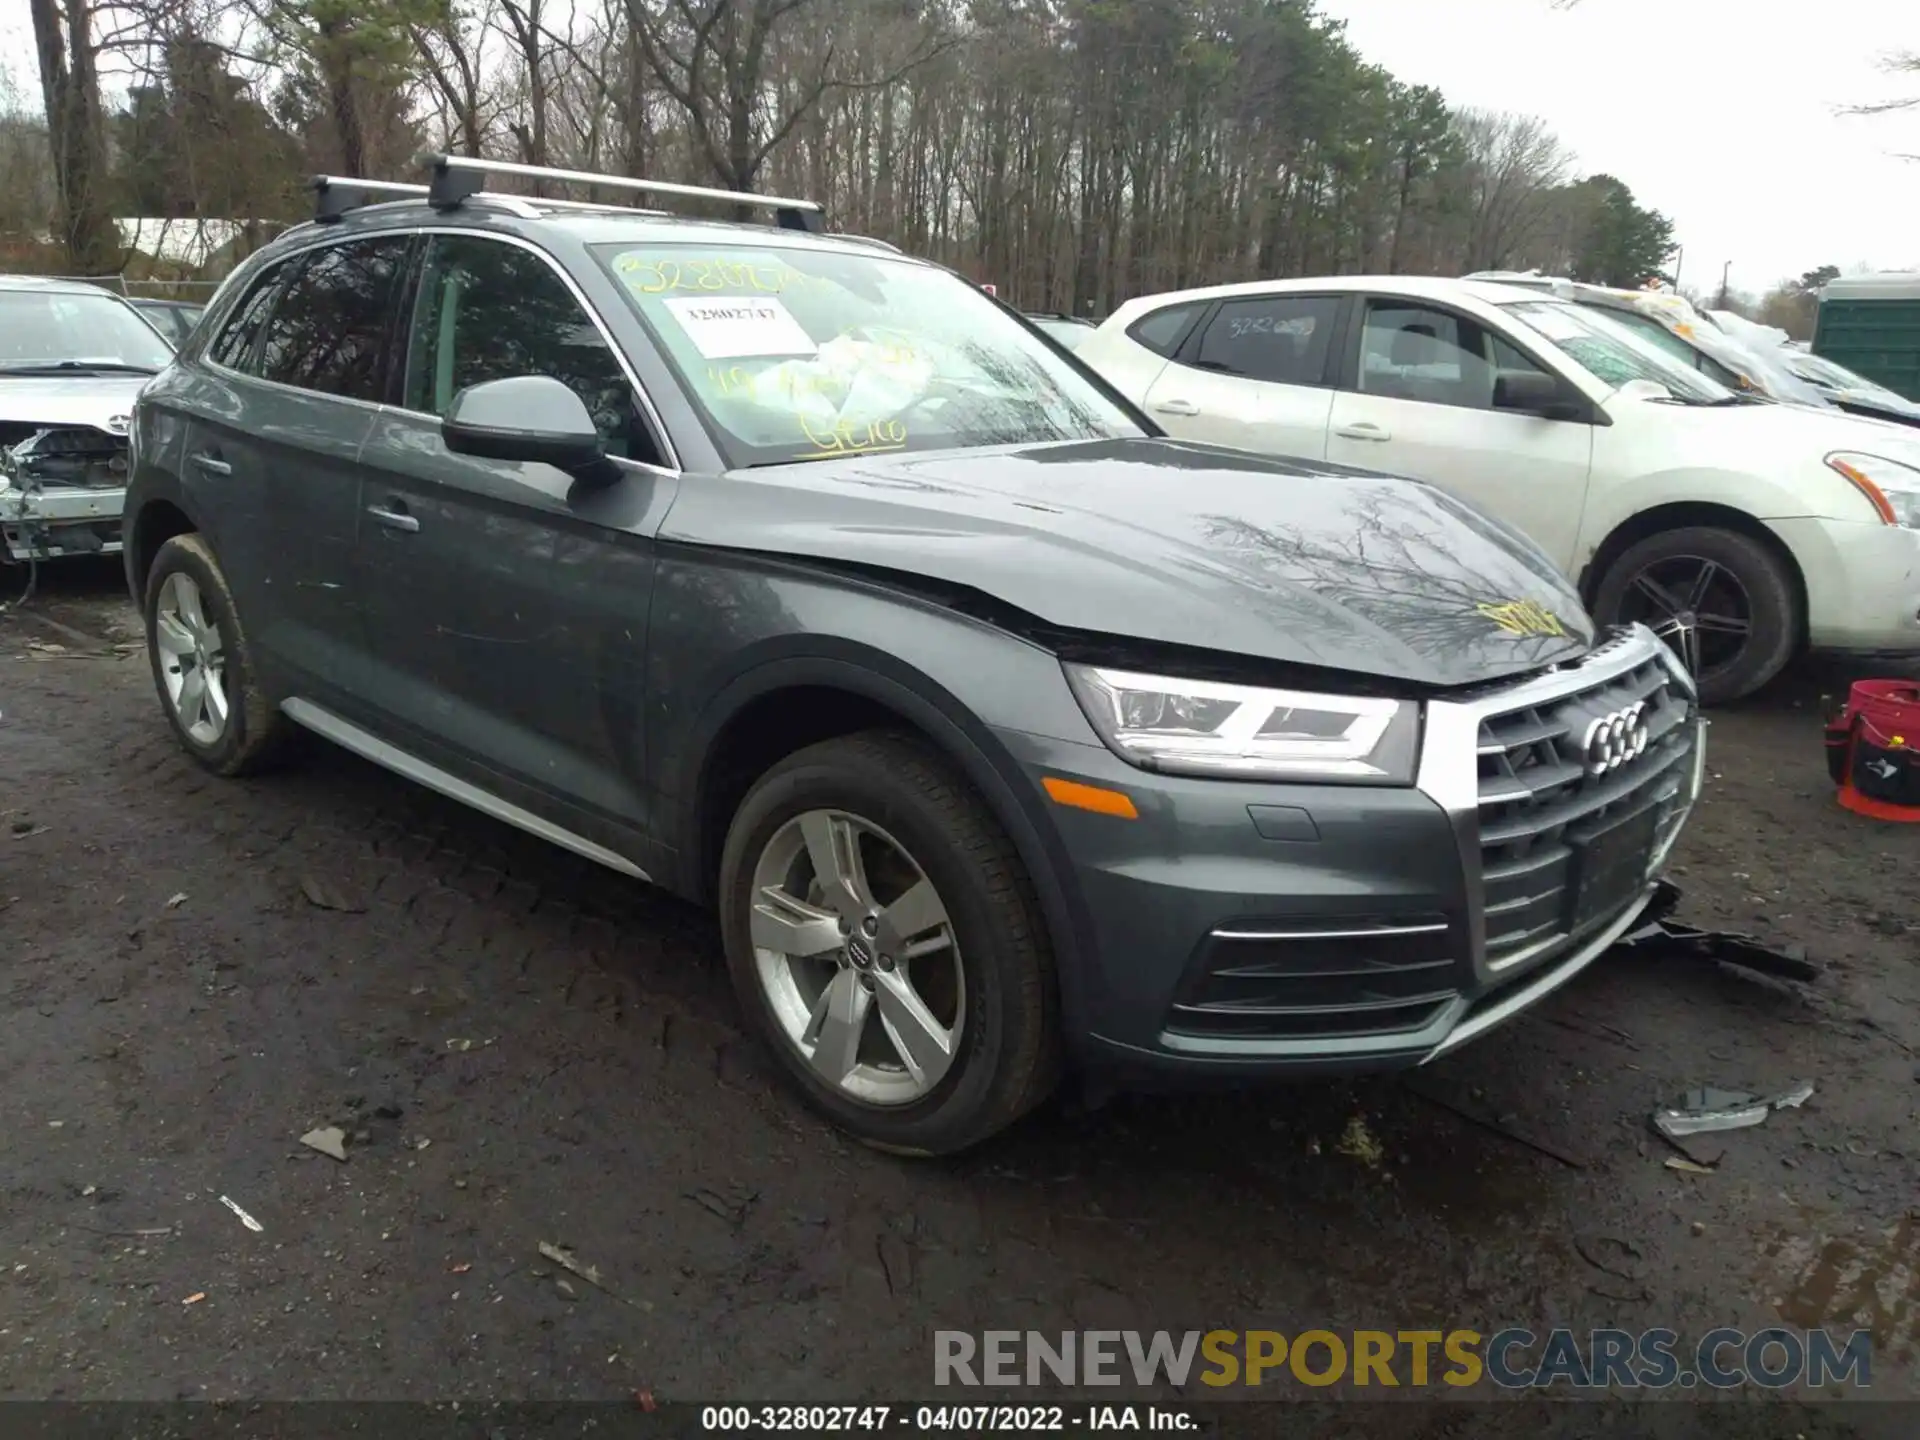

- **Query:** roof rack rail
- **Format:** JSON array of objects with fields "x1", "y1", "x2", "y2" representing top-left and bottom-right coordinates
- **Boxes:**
[
  {"x1": 311, "y1": 175, "x2": 431, "y2": 223},
  {"x1": 421, "y1": 154, "x2": 827, "y2": 233}
]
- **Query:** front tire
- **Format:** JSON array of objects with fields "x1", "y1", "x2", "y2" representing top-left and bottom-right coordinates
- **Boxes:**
[
  {"x1": 143, "y1": 533, "x2": 292, "y2": 776},
  {"x1": 1592, "y1": 525, "x2": 1800, "y2": 705},
  {"x1": 718, "y1": 731, "x2": 1060, "y2": 1156}
]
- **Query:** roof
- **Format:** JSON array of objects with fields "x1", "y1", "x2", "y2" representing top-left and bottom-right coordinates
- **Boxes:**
[
  {"x1": 1110, "y1": 274, "x2": 1560, "y2": 313},
  {"x1": 1821, "y1": 273, "x2": 1920, "y2": 302},
  {"x1": 267, "y1": 196, "x2": 924, "y2": 269},
  {"x1": 0, "y1": 274, "x2": 132, "y2": 298}
]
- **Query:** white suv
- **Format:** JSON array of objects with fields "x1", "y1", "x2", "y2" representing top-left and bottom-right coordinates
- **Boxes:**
[{"x1": 1077, "y1": 276, "x2": 1920, "y2": 703}]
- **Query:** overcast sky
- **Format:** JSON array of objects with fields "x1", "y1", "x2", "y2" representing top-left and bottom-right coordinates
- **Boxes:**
[
  {"x1": 4, "y1": 0, "x2": 1916, "y2": 295},
  {"x1": 1316, "y1": 0, "x2": 1920, "y2": 295}
]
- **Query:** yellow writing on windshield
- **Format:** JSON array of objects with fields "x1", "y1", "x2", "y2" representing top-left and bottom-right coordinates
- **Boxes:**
[
  {"x1": 798, "y1": 415, "x2": 908, "y2": 458},
  {"x1": 1477, "y1": 599, "x2": 1565, "y2": 638},
  {"x1": 615, "y1": 254, "x2": 821, "y2": 297}
]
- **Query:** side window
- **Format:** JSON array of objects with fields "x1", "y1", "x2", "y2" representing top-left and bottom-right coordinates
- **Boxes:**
[
  {"x1": 1356, "y1": 302, "x2": 1497, "y2": 409},
  {"x1": 403, "y1": 235, "x2": 661, "y2": 465},
  {"x1": 1189, "y1": 296, "x2": 1340, "y2": 385},
  {"x1": 258, "y1": 236, "x2": 413, "y2": 402},
  {"x1": 1128, "y1": 302, "x2": 1205, "y2": 358},
  {"x1": 207, "y1": 262, "x2": 286, "y2": 373}
]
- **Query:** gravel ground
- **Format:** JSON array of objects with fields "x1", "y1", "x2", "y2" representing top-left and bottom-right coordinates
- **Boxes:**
[{"x1": 1, "y1": 559, "x2": 1916, "y2": 1431}]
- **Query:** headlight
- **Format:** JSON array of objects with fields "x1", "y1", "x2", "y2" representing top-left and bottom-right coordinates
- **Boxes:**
[
  {"x1": 1826, "y1": 452, "x2": 1920, "y2": 528},
  {"x1": 1062, "y1": 664, "x2": 1418, "y2": 783}
]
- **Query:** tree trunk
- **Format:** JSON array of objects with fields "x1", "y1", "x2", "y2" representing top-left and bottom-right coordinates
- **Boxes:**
[{"x1": 31, "y1": 0, "x2": 116, "y2": 272}]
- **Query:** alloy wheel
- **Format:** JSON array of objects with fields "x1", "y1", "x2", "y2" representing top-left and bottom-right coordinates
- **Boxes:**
[
  {"x1": 748, "y1": 808, "x2": 964, "y2": 1107},
  {"x1": 1617, "y1": 555, "x2": 1753, "y2": 687},
  {"x1": 154, "y1": 571, "x2": 230, "y2": 746}
]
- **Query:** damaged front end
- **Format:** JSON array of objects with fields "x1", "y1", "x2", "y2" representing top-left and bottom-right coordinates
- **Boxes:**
[{"x1": 0, "y1": 422, "x2": 130, "y2": 562}]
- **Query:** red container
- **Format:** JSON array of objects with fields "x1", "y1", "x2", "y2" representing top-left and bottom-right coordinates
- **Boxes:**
[{"x1": 1826, "y1": 679, "x2": 1920, "y2": 822}]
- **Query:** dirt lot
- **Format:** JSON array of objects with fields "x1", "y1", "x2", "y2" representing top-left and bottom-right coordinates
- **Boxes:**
[{"x1": 2, "y1": 559, "x2": 1916, "y2": 1429}]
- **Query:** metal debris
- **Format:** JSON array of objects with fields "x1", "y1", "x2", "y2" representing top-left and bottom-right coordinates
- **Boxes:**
[
  {"x1": 536, "y1": 1240, "x2": 649, "y2": 1310},
  {"x1": 1652, "y1": 1081, "x2": 1814, "y2": 1140},
  {"x1": 1664, "y1": 1156, "x2": 1717, "y2": 1175},
  {"x1": 1618, "y1": 881, "x2": 1819, "y2": 982},
  {"x1": 299, "y1": 1126, "x2": 349, "y2": 1162},
  {"x1": 164, "y1": 892, "x2": 188, "y2": 909},
  {"x1": 219, "y1": 1195, "x2": 265, "y2": 1232}
]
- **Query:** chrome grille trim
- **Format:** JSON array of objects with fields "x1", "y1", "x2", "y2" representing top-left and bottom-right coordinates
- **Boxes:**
[{"x1": 1415, "y1": 624, "x2": 1703, "y2": 985}]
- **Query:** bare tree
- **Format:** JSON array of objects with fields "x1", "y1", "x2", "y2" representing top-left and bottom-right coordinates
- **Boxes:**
[{"x1": 29, "y1": 0, "x2": 120, "y2": 269}]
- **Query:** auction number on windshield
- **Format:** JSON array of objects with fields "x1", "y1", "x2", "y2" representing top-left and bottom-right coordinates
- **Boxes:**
[
  {"x1": 617, "y1": 255, "x2": 819, "y2": 296},
  {"x1": 798, "y1": 415, "x2": 909, "y2": 457}
]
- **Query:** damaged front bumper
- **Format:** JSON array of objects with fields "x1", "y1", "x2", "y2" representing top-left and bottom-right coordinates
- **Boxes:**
[{"x1": 1, "y1": 426, "x2": 128, "y2": 561}]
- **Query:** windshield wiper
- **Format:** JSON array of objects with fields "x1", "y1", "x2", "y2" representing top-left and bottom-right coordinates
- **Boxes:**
[{"x1": 0, "y1": 360, "x2": 162, "y2": 376}]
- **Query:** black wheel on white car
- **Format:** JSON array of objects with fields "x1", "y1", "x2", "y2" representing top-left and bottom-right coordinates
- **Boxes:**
[
  {"x1": 718, "y1": 731, "x2": 1060, "y2": 1156},
  {"x1": 143, "y1": 533, "x2": 293, "y2": 776},
  {"x1": 1592, "y1": 525, "x2": 1800, "y2": 705}
]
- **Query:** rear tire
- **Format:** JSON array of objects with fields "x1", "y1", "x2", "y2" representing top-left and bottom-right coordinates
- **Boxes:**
[
  {"x1": 1592, "y1": 525, "x2": 1799, "y2": 705},
  {"x1": 718, "y1": 730, "x2": 1060, "y2": 1156},
  {"x1": 143, "y1": 533, "x2": 293, "y2": 776}
]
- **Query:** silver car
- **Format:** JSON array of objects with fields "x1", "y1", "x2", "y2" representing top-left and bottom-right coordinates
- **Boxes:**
[{"x1": 1, "y1": 275, "x2": 170, "y2": 562}]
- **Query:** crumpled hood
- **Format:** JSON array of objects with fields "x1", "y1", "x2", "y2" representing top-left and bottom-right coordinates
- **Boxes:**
[
  {"x1": 667, "y1": 437, "x2": 1595, "y2": 688},
  {"x1": 0, "y1": 375, "x2": 148, "y2": 432}
]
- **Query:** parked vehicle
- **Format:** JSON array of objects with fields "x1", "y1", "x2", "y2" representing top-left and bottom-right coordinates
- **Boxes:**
[
  {"x1": 1023, "y1": 312, "x2": 1097, "y2": 350},
  {"x1": 128, "y1": 297, "x2": 209, "y2": 349},
  {"x1": 1077, "y1": 275, "x2": 1920, "y2": 704},
  {"x1": 1465, "y1": 273, "x2": 1838, "y2": 412},
  {"x1": 1814, "y1": 273, "x2": 1920, "y2": 403},
  {"x1": 1, "y1": 274, "x2": 170, "y2": 563},
  {"x1": 124, "y1": 160, "x2": 1705, "y2": 1154},
  {"x1": 1751, "y1": 334, "x2": 1920, "y2": 431}
]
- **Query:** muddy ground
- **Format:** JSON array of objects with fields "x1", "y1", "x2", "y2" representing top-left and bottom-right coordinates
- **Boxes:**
[{"x1": 1, "y1": 559, "x2": 1916, "y2": 1433}]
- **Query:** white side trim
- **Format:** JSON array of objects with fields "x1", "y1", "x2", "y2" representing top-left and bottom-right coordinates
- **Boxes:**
[{"x1": 281, "y1": 697, "x2": 650, "y2": 881}]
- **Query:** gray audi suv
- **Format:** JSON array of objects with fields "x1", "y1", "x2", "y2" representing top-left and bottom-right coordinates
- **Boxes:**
[{"x1": 122, "y1": 158, "x2": 1705, "y2": 1153}]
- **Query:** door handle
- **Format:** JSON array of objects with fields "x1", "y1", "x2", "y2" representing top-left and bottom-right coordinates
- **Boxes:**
[
  {"x1": 1152, "y1": 399, "x2": 1200, "y2": 417},
  {"x1": 192, "y1": 452, "x2": 232, "y2": 475},
  {"x1": 1335, "y1": 423, "x2": 1391, "y2": 442},
  {"x1": 366, "y1": 503, "x2": 420, "y2": 534}
]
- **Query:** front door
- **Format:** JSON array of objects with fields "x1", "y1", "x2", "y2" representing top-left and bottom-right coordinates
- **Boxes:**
[
  {"x1": 1140, "y1": 293, "x2": 1343, "y2": 464},
  {"x1": 1324, "y1": 297, "x2": 1596, "y2": 573},
  {"x1": 353, "y1": 232, "x2": 677, "y2": 842}
]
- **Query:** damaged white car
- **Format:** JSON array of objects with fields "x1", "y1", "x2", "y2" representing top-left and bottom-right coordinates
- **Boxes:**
[{"x1": 0, "y1": 275, "x2": 171, "y2": 563}]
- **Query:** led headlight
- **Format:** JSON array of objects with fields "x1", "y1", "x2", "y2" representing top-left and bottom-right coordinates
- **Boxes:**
[
  {"x1": 1063, "y1": 664, "x2": 1418, "y2": 783},
  {"x1": 1826, "y1": 452, "x2": 1920, "y2": 528}
]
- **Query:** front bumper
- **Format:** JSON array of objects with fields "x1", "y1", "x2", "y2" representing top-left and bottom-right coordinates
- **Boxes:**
[
  {"x1": 0, "y1": 483, "x2": 125, "y2": 561},
  {"x1": 1005, "y1": 625, "x2": 1705, "y2": 1080},
  {"x1": 1769, "y1": 516, "x2": 1920, "y2": 655}
]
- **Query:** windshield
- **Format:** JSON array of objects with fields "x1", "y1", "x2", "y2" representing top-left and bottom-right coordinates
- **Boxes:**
[
  {"x1": 1500, "y1": 300, "x2": 1733, "y2": 403},
  {"x1": 0, "y1": 290, "x2": 174, "y2": 371},
  {"x1": 1791, "y1": 351, "x2": 1898, "y2": 398},
  {"x1": 594, "y1": 243, "x2": 1141, "y2": 466}
]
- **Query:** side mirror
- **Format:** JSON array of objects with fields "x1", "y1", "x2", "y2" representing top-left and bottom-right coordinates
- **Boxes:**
[
  {"x1": 1492, "y1": 369, "x2": 1576, "y2": 417},
  {"x1": 443, "y1": 376, "x2": 605, "y2": 472}
]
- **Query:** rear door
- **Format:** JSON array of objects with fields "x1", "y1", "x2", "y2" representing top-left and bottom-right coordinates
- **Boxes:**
[
  {"x1": 1324, "y1": 297, "x2": 1596, "y2": 572},
  {"x1": 184, "y1": 234, "x2": 414, "y2": 700},
  {"x1": 1140, "y1": 293, "x2": 1343, "y2": 462},
  {"x1": 352, "y1": 231, "x2": 677, "y2": 841}
]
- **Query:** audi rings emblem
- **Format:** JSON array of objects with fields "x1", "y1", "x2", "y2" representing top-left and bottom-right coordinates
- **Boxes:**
[{"x1": 1580, "y1": 702, "x2": 1650, "y2": 777}]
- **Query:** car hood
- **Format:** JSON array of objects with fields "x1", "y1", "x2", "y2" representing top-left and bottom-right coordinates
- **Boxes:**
[
  {"x1": 1832, "y1": 388, "x2": 1920, "y2": 424},
  {"x1": 668, "y1": 437, "x2": 1595, "y2": 688},
  {"x1": 0, "y1": 374, "x2": 149, "y2": 431}
]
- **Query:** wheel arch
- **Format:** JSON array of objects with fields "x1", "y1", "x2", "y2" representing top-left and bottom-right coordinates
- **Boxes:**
[
  {"x1": 126, "y1": 497, "x2": 199, "y2": 603},
  {"x1": 1577, "y1": 501, "x2": 1810, "y2": 647},
  {"x1": 673, "y1": 649, "x2": 1096, "y2": 1049}
]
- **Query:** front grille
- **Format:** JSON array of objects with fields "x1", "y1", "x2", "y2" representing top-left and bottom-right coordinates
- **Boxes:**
[
  {"x1": 1476, "y1": 641, "x2": 1696, "y2": 971},
  {"x1": 1166, "y1": 917, "x2": 1459, "y2": 1040}
]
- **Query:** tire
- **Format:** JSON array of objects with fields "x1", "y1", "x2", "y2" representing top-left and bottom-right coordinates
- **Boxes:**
[
  {"x1": 143, "y1": 533, "x2": 293, "y2": 776},
  {"x1": 718, "y1": 730, "x2": 1060, "y2": 1156},
  {"x1": 1591, "y1": 525, "x2": 1800, "y2": 705}
]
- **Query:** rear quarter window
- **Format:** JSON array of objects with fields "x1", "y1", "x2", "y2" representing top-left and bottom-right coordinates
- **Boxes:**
[{"x1": 1126, "y1": 302, "x2": 1206, "y2": 358}]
